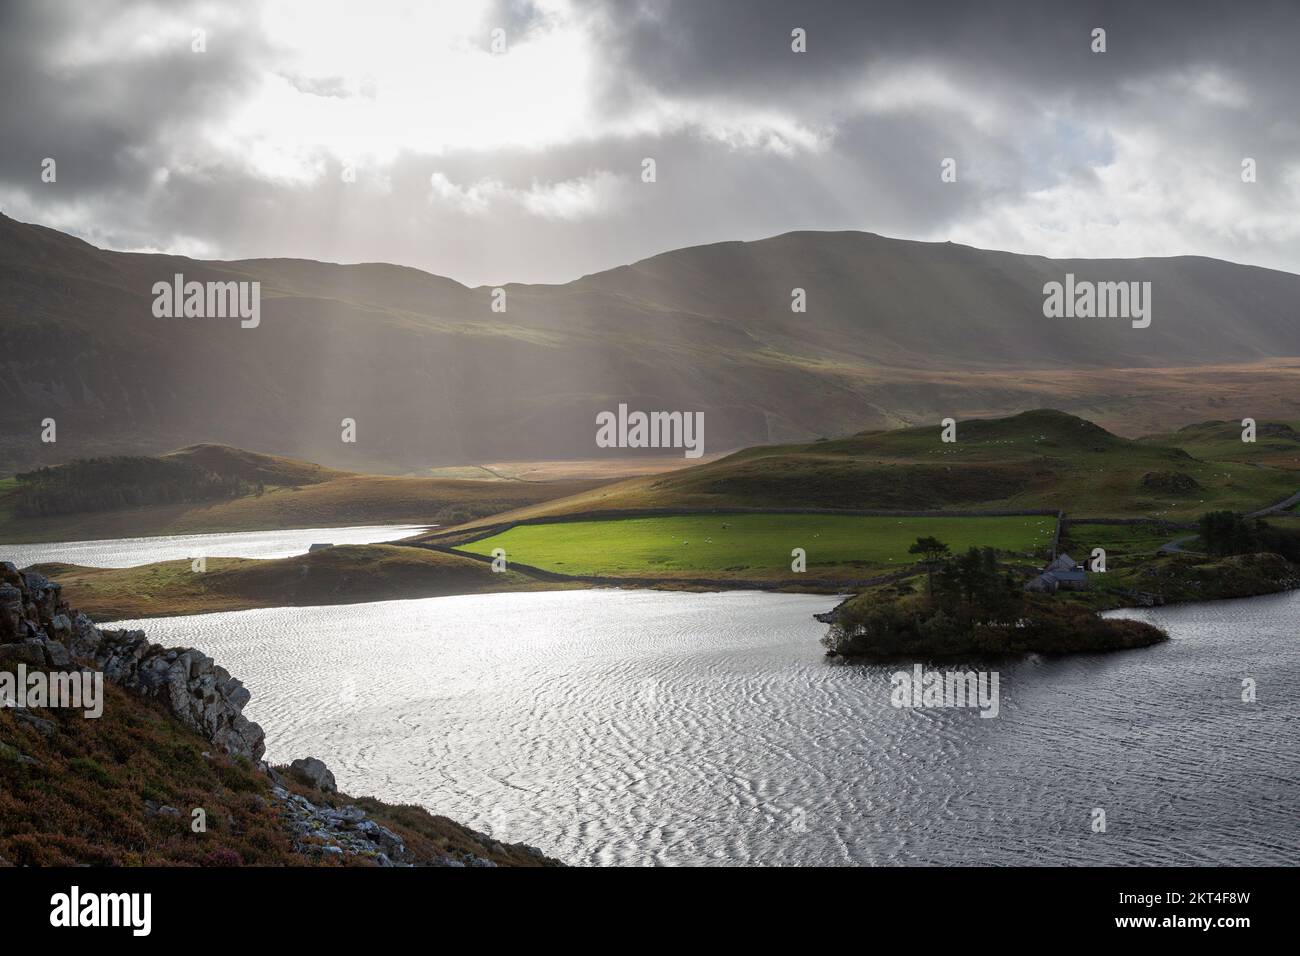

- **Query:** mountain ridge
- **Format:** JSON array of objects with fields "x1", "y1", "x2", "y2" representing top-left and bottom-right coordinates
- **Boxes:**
[{"x1": 4, "y1": 213, "x2": 1300, "y2": 474}]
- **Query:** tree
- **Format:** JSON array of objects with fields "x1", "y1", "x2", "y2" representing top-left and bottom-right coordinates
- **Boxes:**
[
  {"x1": 1197, "y1": 511, "x2": 1259, "y2": 556},
  {"x1": 908, "y1": 536, "x2": 950, "y2": 595}
]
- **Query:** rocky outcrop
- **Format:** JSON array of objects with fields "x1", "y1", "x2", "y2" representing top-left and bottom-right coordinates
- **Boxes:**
[
  {"x1": 0, "y1": 561, "x2": 264, "y2": 761},
  {"x1": 272, "y1": 782, "x2": 413, "y2": 865},
  {"x1": 2, "y1": 558, "x2": 562, "y2": 867}
]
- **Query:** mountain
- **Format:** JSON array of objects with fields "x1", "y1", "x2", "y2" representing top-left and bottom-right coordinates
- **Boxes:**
[{"x1": 4, "y1": 214, "x2": 1300, "y2": 474}]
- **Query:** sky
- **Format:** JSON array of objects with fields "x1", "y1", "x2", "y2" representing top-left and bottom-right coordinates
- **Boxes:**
[{"x1": 2, "y1": 0, "x2": 1298, "y2": 286}]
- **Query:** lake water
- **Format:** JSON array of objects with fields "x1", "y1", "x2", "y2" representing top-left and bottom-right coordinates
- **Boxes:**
[
  {"x1": 111, "y1": 587, "x2": 1299, "y2": 866},
  {"x1": 1, "y1": 525, "x2": 429, "y2": 569}
]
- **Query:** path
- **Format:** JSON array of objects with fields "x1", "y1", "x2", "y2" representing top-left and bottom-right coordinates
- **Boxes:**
[{"x1": 1157, "y1": 488, "x2": 1300, "y2": 554}]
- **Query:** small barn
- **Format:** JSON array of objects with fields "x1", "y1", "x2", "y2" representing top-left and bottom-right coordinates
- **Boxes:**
[{"x1": 1024, "y1": 553, "x2": 1088, "y2": 593}]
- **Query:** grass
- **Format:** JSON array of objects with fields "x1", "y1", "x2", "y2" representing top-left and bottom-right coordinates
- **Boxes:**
[
  {"x1": 1141, "y1": 420, "x2": 1300, "y2": 472},
  {"x1": 1060, "y1": 522, "x2": 1183, "y2": 560},
  {"x1": 42, "y1": 544, "x2": 567, "y2": 620},
  {"x1": 458, "y1": 513, "x2": 1058, "y2": 580}
]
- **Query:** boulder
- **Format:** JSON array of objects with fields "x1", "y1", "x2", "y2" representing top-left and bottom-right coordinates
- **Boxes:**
[
  {"x1": 290, "y1": 757, "x2": 337, "y2": 793},
  {"x1": 42, "y1": 640, "x2": 71, "y2": 668},
  {"x1": 13, "y1": 709, "x2": 56, "y2": 738}
]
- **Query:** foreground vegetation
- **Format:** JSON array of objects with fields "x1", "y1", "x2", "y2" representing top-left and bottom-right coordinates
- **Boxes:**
[{"x1": 0, "y1": 678, "x2": 553, "y2": 866}]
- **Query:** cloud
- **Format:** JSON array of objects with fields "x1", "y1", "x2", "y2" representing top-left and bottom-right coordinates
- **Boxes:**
[
  {"x1": 0, "y1": 0, "x2": 1297, "y2": 284},
  {"x1": 428, "y1": 169, "x2": 626, "y2": 220}
]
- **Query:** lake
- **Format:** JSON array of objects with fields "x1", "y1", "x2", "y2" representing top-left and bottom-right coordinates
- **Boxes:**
[
  {"x1": 111, "y1": 587, "x2": 1299, "y2": 866},
  {"x1": 1, "y1": 525, "x2": 429, "y2": 569}
]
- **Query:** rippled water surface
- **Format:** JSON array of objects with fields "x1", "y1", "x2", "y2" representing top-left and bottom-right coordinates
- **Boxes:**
[
  {"x1": 2, "y1": 525, "x2": 428, "y2": 569},
  {"x1": 115, "y1": 589, "x2": 1298, "y2": 866}
]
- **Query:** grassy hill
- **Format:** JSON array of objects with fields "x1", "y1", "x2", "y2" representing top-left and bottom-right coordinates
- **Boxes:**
[
  {"x1": 422, "y1": 410, "x2": 1299, "y2": 533},
  {"x1": 39, "y1": 544, "x2": 565, "y2": 620},
  {"x1": 0, "y1": 445, "x2": 604, "y2": 544},
  {"x1": 162, "y1": 443, "x2": 348, "y2": 485},
  {"x1": 1139, "y1": 419, "x2": 1300, "y2": 471}
]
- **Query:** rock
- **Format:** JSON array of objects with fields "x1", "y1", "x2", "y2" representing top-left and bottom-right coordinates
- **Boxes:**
[
  {"x1": 354, "y1": 819, "x2": 406, "y2": 856},
  {"x1": 0, "y1": 741, "x2": 41, "y2": 767},
  {"x1": 290, "y1": 757, "x2": 337, "y2": 793},
  {"x1": 0, "y1": 573, "x2": 266, "y2": 762},
  {"x1": 0, "y1": 584, "x2": 23, "y2": 641},
  {"x1": 42, "y1": 640, "x2": 71, "y2": 667},
  {"x1": 13, "y1": 709, "x2": 56, "y2": 737},
  {"x1": 323, "y1": 805, "x2": 367, "y2": 825},
  {"x1": 0, "y1": 642, "x2": 46, "y2": 667}
]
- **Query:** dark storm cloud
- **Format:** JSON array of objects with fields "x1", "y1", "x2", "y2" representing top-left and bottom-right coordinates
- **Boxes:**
[
  {"x1": 584, "y1": 0, "x2": 1300, "y2": 101},
  {"x1": 0, "y1": 1, "x2": 271, "y2": 192}
]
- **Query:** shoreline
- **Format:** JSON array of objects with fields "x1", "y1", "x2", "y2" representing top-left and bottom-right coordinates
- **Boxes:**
[{"x1": 27, "y1": 550, "x2": 1300, "y2": 626}]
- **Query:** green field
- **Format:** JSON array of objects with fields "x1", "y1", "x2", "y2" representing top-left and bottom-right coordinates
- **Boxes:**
[
  {"x1": 459, "y1": 513, "x2": 1059, "y2": 579},
  {"x1": 1060, "y1": 522, "x2": 1180, "y2": 560}
]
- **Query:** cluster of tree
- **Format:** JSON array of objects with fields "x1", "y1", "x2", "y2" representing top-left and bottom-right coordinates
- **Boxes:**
[
  {"x1": 829, "y1": 536, "x2": 1163, "y2": 657},
  {"x1": 1197, "y1": 511, "x2": 1300, "y2": 563},
  {"x1": 13, "y1": 457, "x2": 256, "y2": 517},
  {"x1": 933, "y1": 546, "x2": 1023, "y2": 620},
  {"x1": 907, "y1": 537, "x2": 1021, "y2": 619}
]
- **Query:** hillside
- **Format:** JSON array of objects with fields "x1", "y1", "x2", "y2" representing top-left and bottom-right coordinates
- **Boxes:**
[
  {"x1": 1140, "y1": 420, "x2": 1300, "y2": 471},
  {"x1": 0, "y1": 445, "x2": 604, "y2": 544},
  {"x1": 163, "y1": 443, "x2": 348, "y2": 485},
  {"x1": 420, "y1": 410, "x2": 1300, "y2": 533},
  {"x1": 4, "y1": 214, "x2": 1300, "y2": 474},
  {"x1": 40, "y1": 544, "x2": 564, "y2": 620}
]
